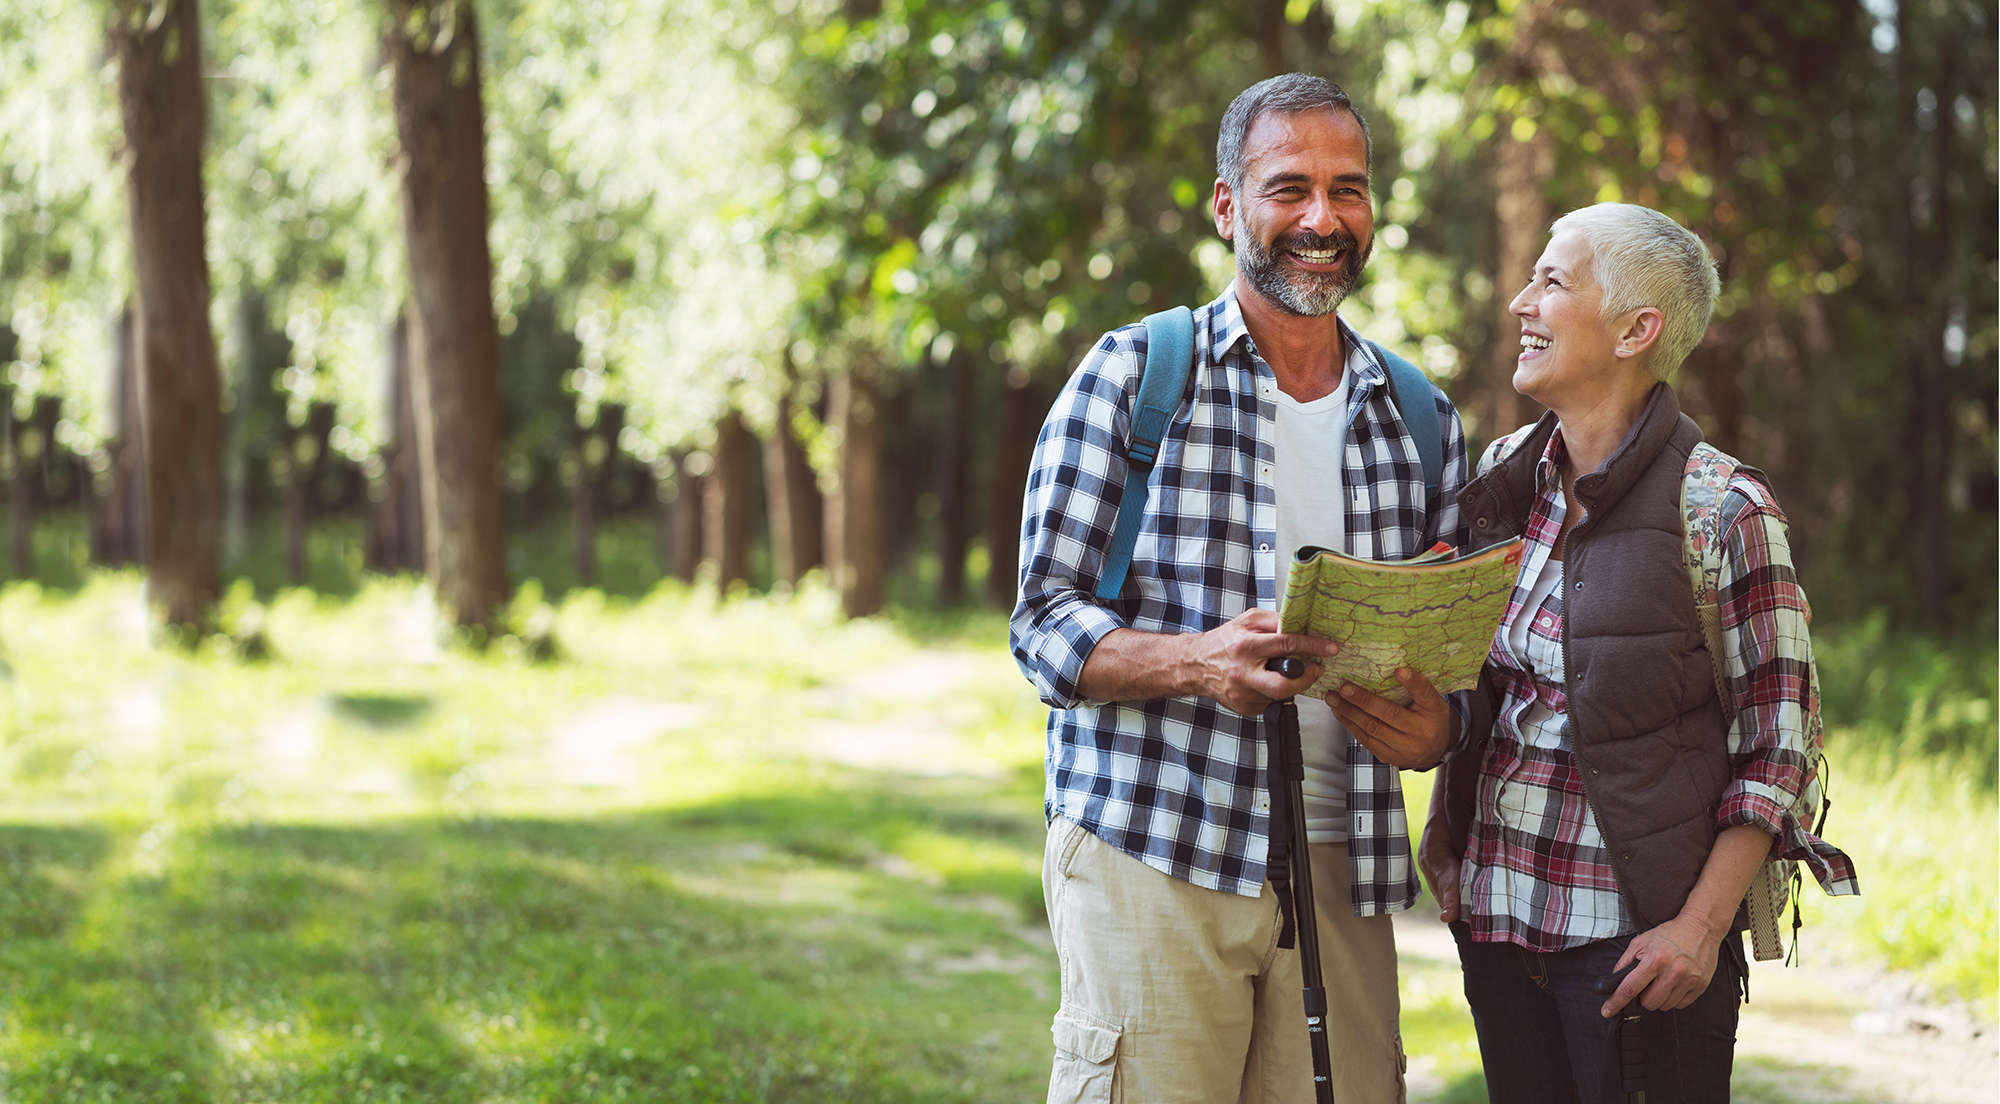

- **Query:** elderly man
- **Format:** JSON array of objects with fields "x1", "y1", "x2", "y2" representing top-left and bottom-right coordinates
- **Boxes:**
[{"x1": 1010, "y1": 74, "x2": 1470, "y2": 1103}]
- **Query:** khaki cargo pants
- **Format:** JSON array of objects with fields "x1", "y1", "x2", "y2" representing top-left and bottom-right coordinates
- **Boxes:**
[{"x1": 1043, "y1": 816, "x2": 1406, "y2": 1104}]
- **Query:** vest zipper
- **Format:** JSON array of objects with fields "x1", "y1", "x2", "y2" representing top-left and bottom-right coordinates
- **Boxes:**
[{"x1": 1561, "y1": 522, "x2": 1647, "y2": 929}]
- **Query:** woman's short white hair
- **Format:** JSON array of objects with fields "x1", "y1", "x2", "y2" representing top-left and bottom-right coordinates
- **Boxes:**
[{"x1": 1549, "y1": 203, "x2": 1720, "y2": 375}]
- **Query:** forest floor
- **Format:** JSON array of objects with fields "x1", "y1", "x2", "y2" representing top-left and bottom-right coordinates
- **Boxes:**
[
  {"x1": 806, "y1": 645, "x2": 1998, "y2": 1104},
  {"x1": 0, "y1": 576, "x2": 1989, "y2": 1102}
]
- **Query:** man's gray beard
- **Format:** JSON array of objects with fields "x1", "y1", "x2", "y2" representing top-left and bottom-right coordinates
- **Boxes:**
[{"x1": 1235, "y1": 228, "x2": 1369, "y2": 317}]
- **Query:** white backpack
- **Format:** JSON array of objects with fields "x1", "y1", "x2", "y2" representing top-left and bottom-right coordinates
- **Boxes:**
[{"x1": 1680, "y1": 441, "x2": 1830, "y2": 962}]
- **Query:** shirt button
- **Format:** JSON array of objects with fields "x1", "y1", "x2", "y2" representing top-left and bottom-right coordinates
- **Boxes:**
[{"x1": 1259, "y1": 543, "x2": 1271, "y2": 552}]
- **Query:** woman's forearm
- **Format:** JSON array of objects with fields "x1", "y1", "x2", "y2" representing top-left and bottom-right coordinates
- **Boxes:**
[{"x1": 1676, "y1": 824, "x2": 1775, "y2": 941}]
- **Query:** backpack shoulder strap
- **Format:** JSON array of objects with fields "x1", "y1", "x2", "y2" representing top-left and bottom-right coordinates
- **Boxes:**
[
  {"x1": 1681, "y1": 441, "x2": 1738, "y2": 723},
  {"x1": 1369, "y1": 341, "x2": 1442, "y2": 497},
  {"x1": 1094, "y1": 306, "x2": 1196, "y2": 601}
]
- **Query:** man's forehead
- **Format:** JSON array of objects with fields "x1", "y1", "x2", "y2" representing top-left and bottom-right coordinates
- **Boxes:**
[{"x1": 1240, "y1": 108, "x2": 1368, "y2": 174}]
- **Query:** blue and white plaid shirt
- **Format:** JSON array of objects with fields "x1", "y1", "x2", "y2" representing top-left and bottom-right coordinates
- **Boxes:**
[{"x1": 1011, "y1": 285, "x2": 1470, "y2": 913}]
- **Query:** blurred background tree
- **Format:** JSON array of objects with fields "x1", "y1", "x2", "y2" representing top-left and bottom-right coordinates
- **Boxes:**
[{"x1": 0, "y1": 0, "x2": 1990, "y2": 638}]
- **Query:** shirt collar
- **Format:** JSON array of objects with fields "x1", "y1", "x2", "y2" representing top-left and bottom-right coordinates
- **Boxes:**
[
  {"x1": 1535, "y1": 426, "x2": 1569, "y2": 494},
  {"x1": 1207, "y1": 282, "x2": 1385, "y2": 389}
]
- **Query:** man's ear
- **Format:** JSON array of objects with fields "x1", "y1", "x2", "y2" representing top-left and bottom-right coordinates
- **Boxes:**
[
  {"x1": 1212, "y1": 178, "x2": 1235, "y2": 241},
  {"x1": 1614, "y1": 307, "x2": 1665, "y2": 359}
]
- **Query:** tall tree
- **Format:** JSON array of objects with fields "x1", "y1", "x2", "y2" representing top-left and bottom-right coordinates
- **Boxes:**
[
  {"x1": 703, "y1": 408, "x2": 757, "y2": 588},
  {"x1": 823, "y1": 365, "x2": 885, "y2": 616},
  {"x1": 109, "y1": 0, "x2": 224, "y2": 631},
  {"x1": 763, "y1": 364, "x2": 823, "y2": 589},
  {"x1": 385, "y1": 0, "x2": 509, "y2": 629}
]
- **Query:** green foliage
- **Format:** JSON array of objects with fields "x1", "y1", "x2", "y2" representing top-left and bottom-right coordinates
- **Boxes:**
[
  {"x1": 0, "y1": 0, "x2": 126, "y2": 442},
  {"x1": 207, "y1": 0, "x2": 403, "y2": 459},
  {"x1": 1, "y1": 0, "x2": 1991, "y2": 638},
  {"x1": 1816, "y1": 613, "x2": 1999, "y2": 782}
]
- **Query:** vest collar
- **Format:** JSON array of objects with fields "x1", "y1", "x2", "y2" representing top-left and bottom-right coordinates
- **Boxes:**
[{"x1": 1571, "y1": 381, "x2": 1684, "y2": 515}]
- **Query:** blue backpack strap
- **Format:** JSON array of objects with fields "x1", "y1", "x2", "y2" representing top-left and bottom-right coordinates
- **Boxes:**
[
  {"x1": 1369, "y1": 341, "x2": 1441, "y2": 497},
  {"x1": 1094, "y1": 306, "x2": 1195, "y2": 602}
]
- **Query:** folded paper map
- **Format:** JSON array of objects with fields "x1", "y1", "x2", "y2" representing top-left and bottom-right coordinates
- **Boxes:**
[{"x1": 1279, "y1": 538, "x2": 1526, "y2": 705}]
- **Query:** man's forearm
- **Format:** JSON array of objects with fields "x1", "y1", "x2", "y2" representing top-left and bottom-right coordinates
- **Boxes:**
[{"x1": 1076, "y1": 628, "x2": 1200, "y2": 702}]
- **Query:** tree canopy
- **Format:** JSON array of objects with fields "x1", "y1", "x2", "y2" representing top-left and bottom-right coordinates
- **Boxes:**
[{"x1": 0, "y1": 0, "x2": 1990, "y2": 630}]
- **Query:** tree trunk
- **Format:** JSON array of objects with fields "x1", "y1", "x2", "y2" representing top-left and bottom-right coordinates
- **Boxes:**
[
  {"x1": 283, "y1": 416, "x2": 310, "y2": 585},
  {"x1": 573, "y1": 417, "x2": 598, "y2": 587},
  {"x1": 671, "y1": 450, "x2": 704, "y2": 582},
  {"x1": 6, "y1": 395, "x2": 27, "y2": 580},
  {"x1": 1485, "y1": 129, "x2": 1552, "y2": 444},
  {"x1": 100, "y1": 306, "x2": 146, "y2": 568},
  {"x1": 703, "y1": 408, "x2": 756, "y2": 588},
  {"x1": 387, "y1": 0, "x2": 509, "y2": 629},
  {"x1": 1909, "y1": 44, "x2": 1954, "y2": 623},
  {"x1": 762, "y1": 375, "x2": 821, "y2": 588},
  {"x1": 879, "y1": 384, "x2": 921, "y2": 576},
  {"x1": 824, "y1": 366, "x2": 884, "y2": 616},
  {"x1": 111, "y1": 0, "x2": 224, "y2": 631},
  {"x1": 934, "y1": 349, "x2": 974, "y2": 605},
  {"x1": 368, "y1": 311, "x2": 426, "y2": 574},
  {"x1": 982, "y1": 373, "x2": 1041, "y2": 609}
]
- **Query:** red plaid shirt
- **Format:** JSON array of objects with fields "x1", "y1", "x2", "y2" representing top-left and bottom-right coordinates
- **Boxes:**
[{"x1": 1462, "y1": 430, "x2": 1858, "y2": 951}]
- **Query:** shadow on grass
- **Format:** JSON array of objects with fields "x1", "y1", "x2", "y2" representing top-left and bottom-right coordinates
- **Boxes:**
[
  {"x1": 329, "y1": 693, "x2": 435, "y2": 728},
  {"x1": 0, "y1": 786, "x2": 1053, "y2": 1103}
]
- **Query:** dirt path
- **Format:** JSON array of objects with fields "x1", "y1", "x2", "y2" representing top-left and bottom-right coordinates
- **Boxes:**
[
  {"x1": 1392, "y1": 884, "x2": 1996, "y2": 1103},
  {"x1": 545, "y1": 643, "x2": 1997, "y2": 1103}
]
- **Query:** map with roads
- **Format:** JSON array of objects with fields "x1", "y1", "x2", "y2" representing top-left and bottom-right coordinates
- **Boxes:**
[{"x1": 1279, "y1": 538, "x2": 1526, "y2": 705}]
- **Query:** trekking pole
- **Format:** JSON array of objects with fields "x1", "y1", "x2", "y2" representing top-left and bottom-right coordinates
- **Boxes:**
[
  {"x1": 1592, "y1": 962, "x2": 1646, "y2": 1104},
  {"x1": 1266, "y1": 657, "x2": 1336, "y2": 1104}
]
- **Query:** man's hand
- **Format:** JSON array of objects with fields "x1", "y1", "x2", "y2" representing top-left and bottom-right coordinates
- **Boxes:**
[
  {"x1": 1600, "y1": 914, "x2": 1722, "y2": 1016},
  {"x1": 1189, "y1": 609, "x2": 1336, "y2": 715},
  {"x1": 1076, "y1": 609, "x2": 1335, "y2": 714},
  {"x1": 1325, "y1": 668, "x2": 1453, "y2": 769}
]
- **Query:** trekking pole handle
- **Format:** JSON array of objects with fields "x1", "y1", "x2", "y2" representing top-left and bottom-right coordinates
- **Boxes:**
[
  {"x1": 1592, "y1": 961, "x2": 1639, "y2": 1007},
  {"x1": 1265, "y1": 657, "x2": 1306, "y2": 680}
]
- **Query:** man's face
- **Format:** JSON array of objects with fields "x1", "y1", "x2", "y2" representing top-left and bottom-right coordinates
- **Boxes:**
[{"x1": 1214, "y1": 108, "x2": 1374, "y2": 317}]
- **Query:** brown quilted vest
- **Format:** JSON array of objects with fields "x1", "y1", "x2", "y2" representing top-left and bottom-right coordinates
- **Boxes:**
[{"x1": 1454, "y1": 383, "x2": 1728, "y2": 930}]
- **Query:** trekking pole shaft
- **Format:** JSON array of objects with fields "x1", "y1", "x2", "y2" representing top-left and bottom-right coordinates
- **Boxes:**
[{"x1": 1276, "y1": 699, "x2": 1336, "y2": 1104}]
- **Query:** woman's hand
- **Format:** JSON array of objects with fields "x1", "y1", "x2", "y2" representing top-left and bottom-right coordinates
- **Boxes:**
[
  {"x1": 1599, "y1": 824, "x2": 1775, "y2": 1017},
  {"x1": 1600, "y1": 914, "x2": 1722, "y2": 1016},
  {"x1": 1417, "y1": 821, "x2": 1461, "y2": 922},
  {"x1": 1418, "y1": 776, "x2": 1462, "y2": 922}
]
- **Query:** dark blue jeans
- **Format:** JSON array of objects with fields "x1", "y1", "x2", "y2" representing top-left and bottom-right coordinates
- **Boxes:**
[{"x1": 1451, "y1": 921, "x2": 1745, "y2": 1104}]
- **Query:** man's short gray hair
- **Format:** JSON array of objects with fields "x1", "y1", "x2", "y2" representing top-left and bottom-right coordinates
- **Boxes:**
[
  {"x1": 1216, "y1": 74, "x2": 1373, "y2": 197},
  {"x1": 1549, "y1": 203, "x2": 1720, "y2": 376}
]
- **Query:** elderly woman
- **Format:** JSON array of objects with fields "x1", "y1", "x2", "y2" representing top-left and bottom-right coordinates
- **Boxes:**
[{"x1": 1413, "y1": 204, "x2": 1856, "y2": 1102}]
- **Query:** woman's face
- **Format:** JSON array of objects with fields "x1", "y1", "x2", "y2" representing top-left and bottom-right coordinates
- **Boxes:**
[{"x1": 1507, "y1": 231, "x2": 1626, "y2": 409}]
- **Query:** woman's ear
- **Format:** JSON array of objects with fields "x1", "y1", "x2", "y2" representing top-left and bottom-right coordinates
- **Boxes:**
[{"x1": 1613, "y1": 307, "x2": 1665, "y2": 359}]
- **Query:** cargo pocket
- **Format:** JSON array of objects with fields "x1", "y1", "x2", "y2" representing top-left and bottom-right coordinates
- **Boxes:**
[
  {"x1": 1393, "y1": 1032, "x2": 1409, "y2": 1104},
  {"x1": 1047, "y1": 1005, "x2": 1122, "y2": 1104}
]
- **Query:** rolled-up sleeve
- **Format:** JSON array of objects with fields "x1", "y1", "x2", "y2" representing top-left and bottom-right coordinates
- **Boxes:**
[
  {"x1": 1009, "y1": 331, "x2": 1143, "y2": 709},
  {"x1": 1713, "y1": 480, "x2": 1813, "y2": 840}
]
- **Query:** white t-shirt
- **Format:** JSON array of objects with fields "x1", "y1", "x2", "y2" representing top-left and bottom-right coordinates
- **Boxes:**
[{"x1": 1272, "y1": 367, "x2": 1353, "y2": 844}]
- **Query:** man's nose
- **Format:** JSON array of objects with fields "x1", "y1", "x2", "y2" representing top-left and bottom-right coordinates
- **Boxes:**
[{"x1": 1299, "y1": 193, "x2": 1339, "y2": 236}]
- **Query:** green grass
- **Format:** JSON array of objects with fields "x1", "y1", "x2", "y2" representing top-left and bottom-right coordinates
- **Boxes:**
[
  {"x1": 0, "y1": 570, "x2": 1989, "y2": 1101},
  {"x1": 0, "y1": 574, "x2": 1052, "y2": 1102}
]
